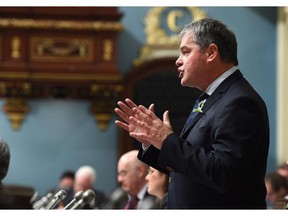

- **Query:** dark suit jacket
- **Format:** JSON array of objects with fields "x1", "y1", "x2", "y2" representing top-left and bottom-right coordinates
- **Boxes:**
[{"x1": 138, "y1": 70, "x2": 269, "y2": 209}]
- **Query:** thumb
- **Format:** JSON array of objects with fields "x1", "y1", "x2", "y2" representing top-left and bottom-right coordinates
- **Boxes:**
[
  {"x1": 148, "y1": 103, "x2": 155, "y2": 113},
  {"x1": 163, "y1": 110, "x2": 171, "y2": 127}
]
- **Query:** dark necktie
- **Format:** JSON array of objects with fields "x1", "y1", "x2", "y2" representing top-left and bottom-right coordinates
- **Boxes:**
[
  {"x1": 182, "y1": 92, "x2": 209, "y2": 132},
  {"x1": 124, "y1": 196, "x2": 139, "y2": 209}
]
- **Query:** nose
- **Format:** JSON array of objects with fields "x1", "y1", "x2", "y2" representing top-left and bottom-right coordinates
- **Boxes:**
[
  {"x1": 175, "y1": 56, "x2": 182, "y2": 67},
  {"x1": 145, "y1": 174, "x2": 150, "y2": 181},
  {"x1": 117, "y1": 175, "x2": 124, "y2": 183}
]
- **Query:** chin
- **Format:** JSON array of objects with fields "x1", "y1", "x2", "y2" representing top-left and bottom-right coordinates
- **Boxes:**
[{"x1": 180, "y1": 79, "x2": 188, "y2": 87}]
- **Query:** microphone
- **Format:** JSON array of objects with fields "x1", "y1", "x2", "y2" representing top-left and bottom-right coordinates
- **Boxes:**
[
  {"x1": 30, "y1": 191, "x2": 40, "y2": 204},
  {"x1": 32, "y1": 192, "x2": 54, "y2": 209},
  {"x1": 68, "y1": 189, "x2": 95, "y2": 210},
  {"x1": 63, "y1": 190, "x2": 84, "y2": 210},
  {"x1": 103, "y1": 187, "x2": 127, "y2": 209},
  {"x1": 45, "y1": 189, "x2": 67, "y2": 209}
]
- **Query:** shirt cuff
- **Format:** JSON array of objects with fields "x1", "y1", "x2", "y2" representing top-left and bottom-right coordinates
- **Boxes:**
[{"x1": 141, "y1": 143, "x2": 151, "y2": 151}]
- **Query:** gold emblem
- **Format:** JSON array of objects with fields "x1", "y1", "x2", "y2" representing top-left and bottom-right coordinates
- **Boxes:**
[{"x1": 134, "y1": 7, "x2": 207, "y2": 66}]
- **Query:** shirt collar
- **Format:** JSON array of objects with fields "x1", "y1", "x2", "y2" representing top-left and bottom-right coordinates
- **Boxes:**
[
  {"x1": 137, "y1": 184, "x2": 148, "y2": 200},
  {"x1": 205, "y1": 66, "x2": 238, "y2": 96}
]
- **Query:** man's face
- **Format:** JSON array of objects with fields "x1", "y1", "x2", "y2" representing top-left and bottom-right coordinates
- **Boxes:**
[
  {"x1": 59, "y1": 177, "x2": 74, "y2": 190},
  {"x1": 175, "y1": 33, "x2": 208, "y2": 89},
  {"x1": 74, "y1": 175, "x2": 92, "y2": 192},
  {"x1": 117, "y1": 160, "x2": 140, "y2": 196}
]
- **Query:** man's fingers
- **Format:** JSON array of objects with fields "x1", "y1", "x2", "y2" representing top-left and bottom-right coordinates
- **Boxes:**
[
  {"x1": 134, "y1": 105, "x2": 156, "y2": 120},
  {"x1": 114, "y1": 108, "x2": 130, "y2": 123},
  {"x1": 148, "y1": 103, "x2": 155, "y2": 112},
  {"x1": 163, "y1": 110, "x2": 171, "y2": 127},
  {"x1": 115, "y1": 98, "x2": 140, "y2": 123},
  {"x1": 115, "y1": 120, "x2": 129, "y2": 132},
  {"x1": 125, "y1": 98, "x2": 138, "y2": 109},
  {"x1": 117, "y1": 101, "x2": 133, "y2": 115}
]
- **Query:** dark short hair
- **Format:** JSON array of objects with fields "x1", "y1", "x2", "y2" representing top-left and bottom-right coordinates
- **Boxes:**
[
  {"x1": 0, "y1": 139, "x2": 10, "y2": 181},
  {"x1": 60, "y1": 170, "x2": 75, "y2": 180},
  {"x1": 265, "y1": 172, "x2": 288, "y2": 192},
  {"x1": 179, "y1": 17, "x2": 238, "y2": 66}
]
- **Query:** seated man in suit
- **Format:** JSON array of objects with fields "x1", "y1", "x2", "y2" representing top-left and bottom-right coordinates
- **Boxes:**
[
  {"x1": 117, "y1": 150, "x2": 158, "y2": 209},
  {"x1": 62, "y1": 165, "x2": 109, "y2": 209}
]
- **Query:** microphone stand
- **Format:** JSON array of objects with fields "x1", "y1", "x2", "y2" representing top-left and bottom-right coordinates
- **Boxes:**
[
  {"x1": 45, "y1": 189, "x2": 67, "y2": 210},
  {"x1": 63, "y1": 191, "x2": 84, "y2": 210}
]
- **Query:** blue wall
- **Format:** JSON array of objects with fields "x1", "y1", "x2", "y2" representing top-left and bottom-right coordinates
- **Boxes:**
[{"x1": 0, "y1": 7, "x2": 277, "y2": 197}]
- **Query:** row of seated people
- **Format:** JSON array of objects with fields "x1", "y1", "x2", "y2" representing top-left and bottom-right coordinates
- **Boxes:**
[
  {"x1": 0, "y1": 137, "x2": 167, "y2": 210},
  {"x1": 2, "y1": 132, "x2": 288, "y2": 210}
]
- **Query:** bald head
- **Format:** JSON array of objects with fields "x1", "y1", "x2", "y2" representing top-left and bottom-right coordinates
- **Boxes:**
[
  {"x1": 117, "y1": 150, "x2": 149, "y2": 196},
  {"x1": 119, "y1": 150, "x2": 147, "y2": 170}
]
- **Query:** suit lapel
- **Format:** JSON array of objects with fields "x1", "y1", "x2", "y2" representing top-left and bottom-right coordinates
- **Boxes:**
[{"x1": 180, "y1": 70, "x2": 243, "y2": 137}]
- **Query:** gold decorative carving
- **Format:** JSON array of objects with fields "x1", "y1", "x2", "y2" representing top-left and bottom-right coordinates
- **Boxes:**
[
  {"x1": 0, "y1": 81, "x2": 31, "y2": 97},
  {"x1": 11, "y1": 36, "x2": 21, "y2": 59},
  {"x1": 0, "y1": 18, "x2": 123, "y2": 31},
  {"x1": 2, "y1": 97, "x2": 29, "y2": 130},
  {"x1": 31, "y1": 37, "x2": 93, "y2": 62},
  {"x1": 90, "y1": 83, "x2": 123, "y2": 130},
  {"x1": 0, "y1": 7, "x2": 123, "y2": 131},
  {"x1": 167, "y1": 10, "x2": 184, "y2": 33},
  {"x1": 103, "y1": 39, "x2": 113, "y2": 61},
  {"x1": 0, "y1": 72, "x2": 122, "y2": 82},
  {"x1": 134, "y1": 7, "x2": 207, "y2": 66},
  {"x1": 0, "y1": 82, "x2": 30, "y2": 129}
]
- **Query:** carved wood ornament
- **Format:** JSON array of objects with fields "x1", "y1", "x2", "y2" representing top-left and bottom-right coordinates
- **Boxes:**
[{"x1": 0, "y1": 7, "x2": 123, "y2": 130}]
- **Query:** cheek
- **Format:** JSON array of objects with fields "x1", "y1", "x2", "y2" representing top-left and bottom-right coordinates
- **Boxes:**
[
  {"x1": 185, "y1": 55, "x2": 201, "y2": 71},
  {"x1": 151, "y1": 176, "x2": 160, "y2": 186}
]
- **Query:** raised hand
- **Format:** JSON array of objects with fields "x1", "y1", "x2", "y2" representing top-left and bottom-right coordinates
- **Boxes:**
[
  {"x1": 114, "y1": 98, "x2": 173, "y2": 150},
  {"x1": 114, "y1": 98, "x2": 154, "y2": 145}
]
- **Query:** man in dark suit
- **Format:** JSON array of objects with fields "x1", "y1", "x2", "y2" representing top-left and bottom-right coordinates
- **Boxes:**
[
  {"x1": 62, "y1": 165, "x2": 109, "y2": 209},
  {"x1": 114, "y1": 18, "x2": 269, "y2": 209}
]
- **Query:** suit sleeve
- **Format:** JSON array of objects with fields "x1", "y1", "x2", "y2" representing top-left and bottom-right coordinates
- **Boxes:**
[{"x1": 137, "y1": 145, "x2": 170, "y2": 175}]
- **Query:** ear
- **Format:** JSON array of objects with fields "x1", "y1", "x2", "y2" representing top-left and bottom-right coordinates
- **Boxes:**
[
  {"x1": 137, "y1": 165, "x2": 148, "y2": 178},
  {"x1": 206, "y1": 43, "x2": 218, "y2": 62}
]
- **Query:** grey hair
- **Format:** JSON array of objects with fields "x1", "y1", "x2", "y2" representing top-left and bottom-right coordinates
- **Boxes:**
[
  {"x1": 75, "y1": 165, "x2": 97, "y2": 183},
  {"x1": 179, "y1": 17, "x2": 238, "y2": 66}
]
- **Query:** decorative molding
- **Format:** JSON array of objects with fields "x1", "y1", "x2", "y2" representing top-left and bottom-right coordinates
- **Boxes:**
[
  {"x1": 11, "y1": 36, "x2": 21, "y2": 59},
  {"x1": 102, "y1": 39, "x2": 113, "y2": 61},
  {"x1": 2, "y1": 97, "x2": 30, "y2": 130},
  {"x1": 0, "y1": 82, "x2": 31, "y2": 98},
  {"x1": 30, "y1": 37, "x2": 93, "y2": 61},
  {"x1": 0, "y1": 72, "x2": 122, "y2": 82},
  {"x1": 0, "y1": 7, "x2": 123, "y2": 131},
  {"x1": 90, "y1": 84, "x2": 123, "y2": 130},
  {"x1": 0, "y1": 18, "x2": 123, "y2": 31}
]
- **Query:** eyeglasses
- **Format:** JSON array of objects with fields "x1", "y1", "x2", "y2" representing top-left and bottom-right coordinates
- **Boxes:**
[{"x1": 118, "y1": 170, "x2": 128, "y2": 177}]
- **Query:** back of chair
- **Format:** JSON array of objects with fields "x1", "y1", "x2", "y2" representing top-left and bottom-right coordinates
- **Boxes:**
[{"x1": 0, "y1": 184, "x2": 35, "y2": 209}]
